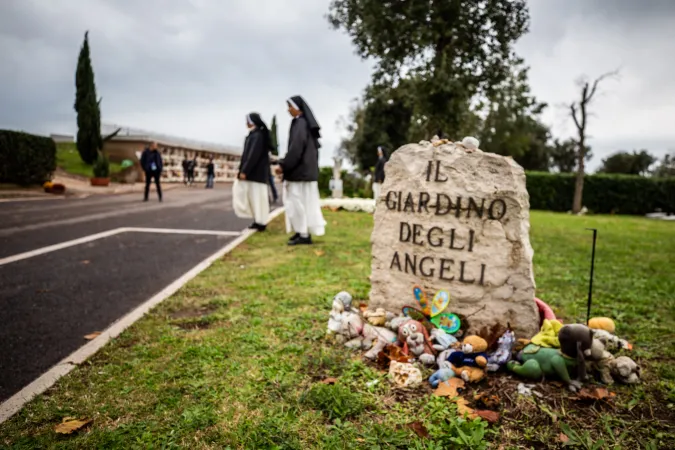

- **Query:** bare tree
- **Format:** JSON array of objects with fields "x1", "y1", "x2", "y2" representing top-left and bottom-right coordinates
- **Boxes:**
[{"x1": 569, "y1": 70, "x2": 619, "y2": 213}]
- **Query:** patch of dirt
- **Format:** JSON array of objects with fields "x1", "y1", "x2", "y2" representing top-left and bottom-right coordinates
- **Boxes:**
[
  {"x1": 173, "y1": 319, "x2": 214, "y2": 330},
  {"x1": 169, "y1": 305, "x2": 217, "y2": 320}
]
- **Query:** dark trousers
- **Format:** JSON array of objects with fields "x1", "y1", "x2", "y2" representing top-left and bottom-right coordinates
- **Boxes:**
[
  {"x1": 187, "y1": 169, "x2": 195, "y2": 185},
  {"x1": 144, "y1": 171, "x2": 162, "y2": 200},
  {"x1": 269, "y1": 174, "x2": 278, "y2": 201},
  {"x1": 206, "y1": 174, "x2": 214, "y2": 188}
]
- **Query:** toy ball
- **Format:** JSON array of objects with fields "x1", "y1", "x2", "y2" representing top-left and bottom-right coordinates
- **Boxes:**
[{"x1": 588, "y1": 317, "x2": 615, "y2": 333}]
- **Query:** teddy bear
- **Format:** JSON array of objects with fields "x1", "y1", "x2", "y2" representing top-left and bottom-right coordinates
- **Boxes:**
[
  {"x1": 609, "y1": 356, "x2": 641, "y2": 384},
  {"x1": 398, "y1": 320, "x2": 436, "y2": 365},
  {"x1": 583, "y1": 338, "x2": 614, "y2": 384},
  {"x1": 444, "y1": 335, "x2": 489, "y2": 383}
]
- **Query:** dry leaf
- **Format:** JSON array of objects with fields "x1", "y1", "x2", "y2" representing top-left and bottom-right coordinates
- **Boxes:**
[
  {"x1": 473, "y1": 393, "x2": 500, "y2": 409},
  {"x1": 559, "y1": 432, "x2": 570, "y2": 444},
  {"x1": 407, "y1": 421, "x2": 430, "y2": 438},
  {"x1": 55, "y1": 417, "x2": 92, "y2": 434},
  {"x1": 474, "y1": 409, "x2": 500, "y2": 423},
  {"x1": 321, "y1": 377, "x2": 338, "y2": 385},
  {"x1": 455, "y1": 397, "x2": 476, "y2": 418},
  {"x1": 314, "y1": 250, "x2": 325, "y2": 257},
  {"x1": 377, "y1": 344, "x2": 411, "y2": 369},
  {"x1": 434, "y1": 378, "x2": 465, "y2": 397},
  {"x1": 81, "y1": 260, "x2": 90, "y2": 265},
  {"x1": 83, "y1": 332, "x2": 102, "y2": 340},
  {"x1": 573, "y1": 387, "x2": 615, "y2": 401},
  {"x1": 359, "y1": 302, "x2": 368, "y2": 313}
]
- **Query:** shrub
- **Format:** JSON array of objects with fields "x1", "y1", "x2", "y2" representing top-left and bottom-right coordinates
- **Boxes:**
[
  {"x1": 92, "y1": 152, "x2": 110, "y2": 178},
  {"x1": 527, "y1": 172, "x2": 675, "y2": 215},
  {"x1": 0, "y1": 130, "x2": 57, "y2": 185}
]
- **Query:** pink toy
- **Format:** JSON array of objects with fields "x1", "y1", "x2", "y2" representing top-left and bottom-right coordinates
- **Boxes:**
[{"x1": 534, "y1": 297, "x2": 559, "y2": 325}]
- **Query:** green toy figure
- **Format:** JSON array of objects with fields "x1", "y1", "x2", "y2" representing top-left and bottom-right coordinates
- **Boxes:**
[{"x1": 507, "y1": 344, "x2": 583, "y2": 392}]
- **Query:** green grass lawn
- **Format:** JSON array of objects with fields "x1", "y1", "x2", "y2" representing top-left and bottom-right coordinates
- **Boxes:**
[
  {"x1": 56, "y1": 143, "x2": 123, "y2": 178},
  {"x1": 1, "y1": 211, "x2": 673, "y2": 449}
]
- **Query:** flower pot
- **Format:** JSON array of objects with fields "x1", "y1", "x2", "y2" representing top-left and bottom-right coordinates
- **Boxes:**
[{"x1": 90, "y1": 177, "x2": 110, "y2": 187}]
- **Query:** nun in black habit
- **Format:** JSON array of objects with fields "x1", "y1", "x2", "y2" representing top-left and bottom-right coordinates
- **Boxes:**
[
  {"x1": 233, "y1": 113, "x2": 272, "y2": 231},
  {"x1": 373, "y1": 146, "x2": 387, "y2": 199},
  {"x1": 276, "y1": 96, "x2": 326, "y2": 245}
]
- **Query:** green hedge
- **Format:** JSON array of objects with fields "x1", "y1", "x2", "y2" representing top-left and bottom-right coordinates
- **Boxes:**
[
  {"x1": 0, "y1": 130, "x2": 57, "y2": 185},
  {"x1": 527, "y1": 172, "x2": 675, "y2": 215},
  {"x1": 318, "y1": 166, "x2": 674, "y2": 215}
]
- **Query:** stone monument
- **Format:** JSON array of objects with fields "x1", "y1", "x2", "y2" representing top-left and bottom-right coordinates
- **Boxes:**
[
  {"x1": 369, "y1": 137, "x2": 539, "y2": 338},
  {"x1": 331, "y1": 157, "x2": 343, "y2": 199}
]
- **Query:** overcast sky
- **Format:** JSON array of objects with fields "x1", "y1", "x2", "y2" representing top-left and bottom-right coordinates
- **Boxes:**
[{"x1": 1, "y1": 0, "x2": 673, "y2": 171}]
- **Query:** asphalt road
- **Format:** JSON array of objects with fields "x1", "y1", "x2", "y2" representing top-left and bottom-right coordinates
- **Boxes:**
[{"x1": 0, "y1": 184, "x2": 267, "y2": 401}]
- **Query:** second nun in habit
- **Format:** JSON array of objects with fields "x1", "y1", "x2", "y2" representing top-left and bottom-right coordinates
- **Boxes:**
[
  {"x1": 233, "y1": 113, "x2": 272, "y2": 231},
  {"x1": 277, "y1": 96, "x2": 326, "y2": 245}
]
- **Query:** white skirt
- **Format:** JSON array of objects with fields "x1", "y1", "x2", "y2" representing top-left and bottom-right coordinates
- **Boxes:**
[
  {"x1": 283, "y1": 181, "x2": 326, "y2": 236},
  {"x1": 233, "y1": 179, "x2": 270, "y2": 224},
  {"x1": 372, "y1": 182, "x2": 382, "y2": 199}
]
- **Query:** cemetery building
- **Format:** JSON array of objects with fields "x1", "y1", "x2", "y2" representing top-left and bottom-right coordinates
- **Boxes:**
[{"x1": 101, "y1": 123, "x2": 242, "y2": 183}]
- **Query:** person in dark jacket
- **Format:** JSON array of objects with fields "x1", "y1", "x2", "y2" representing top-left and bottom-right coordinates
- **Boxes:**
[
  {"x1": 182, "y1": 157, "x2": 189, "y2": 185},
  {"x1": 276, "y1": 96, "x2": 326, "y2": 245},
  {"x1": 233, "y1": 113, "x2": 272, "y2": 231},
  {"x1": 186, "y1": 155, "x2": 196, "y2": 186},
  {"x1": 205, "y1": 156, "x2": 215, "y2": 189},
  {"x1": 141, "y1": 141, "x2": 163, "y2": 202},
  {"x1": 373, "y1": 146, "x2": 387, "y2": 199}
]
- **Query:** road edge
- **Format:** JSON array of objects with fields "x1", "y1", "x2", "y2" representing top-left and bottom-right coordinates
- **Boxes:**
[{"x1": 0, "y1": 207, "x2": 285, "y2": 425}]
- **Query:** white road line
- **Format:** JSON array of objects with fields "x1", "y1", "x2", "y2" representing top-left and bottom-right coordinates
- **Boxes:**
[
  {"x1": 0, "y1": 227, "x2": 241, "y2": 267},
  {"x1": 125, "y1": 227, "x2": 240, "y2": 237},
  {"x1": 0, "y1": 196, "x2": 66, "y2": 203},
  {"x1": 0, "y1": 207, "x2": 285, "y2": 424}
]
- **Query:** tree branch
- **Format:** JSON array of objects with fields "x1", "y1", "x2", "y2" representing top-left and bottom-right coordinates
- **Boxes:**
[
  {"x1": 587, "y1": 69, "x2": 620, "y2": 102},
  {"x1": 570, "y1": 103, "x2": 582, "y2": 131}
]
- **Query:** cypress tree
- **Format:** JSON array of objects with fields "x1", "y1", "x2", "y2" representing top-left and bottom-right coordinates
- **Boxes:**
[
  {"x1": 270, "y1": 115, "x2": 279, "y2": 156},
  {"x1": 74, "y1": 31, "x2": 102, "y2": 165}
]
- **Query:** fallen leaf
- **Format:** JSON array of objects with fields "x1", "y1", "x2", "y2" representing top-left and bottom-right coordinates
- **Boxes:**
[
  {"x1": 473, "y1": 393, "x2": 501, "y2": 409},
  {"x1": 559, "y1": 432, "x2": 570, "y2": 444},
  {"x1": 474, "y1": 409, "x2": 500, "y2": 423},
  {"x1": 81, "y1": 260, "x2": 90, "y2": 265},
  {"x1": 314, "y1": 250, "x2": 325, "y2": 257},
  {"x1": 377, "y1": 345, "x2": 411, "y2": 368},
  {"x1": 84, "y1": 332, "x2": 102, "y2": 340},
  {"x1": 573, "y1": 387, "x2": 614, "y2": 401},
  {"x1": 434, "y1": 378, "x2": 465, "y2": 397},
  {"x1": 320, "y1": 377, "x2": 338, "y2": 385},
  {"x1": 55, "y1": 418, "x2": 92, "y2": 434},
  {"x1": 455, "y1": 397, "x2": 476, "y2": 418},
  {"x1": 359, "y1": 302, "x2": 368, "y2": 313},
  {"x1": 407, "y1": 421, "x2": 430, "y2": 438}
]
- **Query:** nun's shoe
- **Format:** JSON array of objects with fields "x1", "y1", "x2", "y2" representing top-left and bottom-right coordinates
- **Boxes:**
[
  {"x1": 288, "y1": 235, "x2": 312, "y2": 246},
  {"x1": 287, "y1": 233, "x2": 300, "y2": 244}
]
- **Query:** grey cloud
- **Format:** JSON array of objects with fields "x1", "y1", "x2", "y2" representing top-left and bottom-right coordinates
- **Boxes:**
[{"x1": 1, "y1": 0, "x2": 673, "y2": 168}]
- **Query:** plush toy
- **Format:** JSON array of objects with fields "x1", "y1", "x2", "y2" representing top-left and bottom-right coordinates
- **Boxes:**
[
  {"x1": 363, "y1": 308, "x2": 388, "y2": 326},
  {"x1": 327, "y1": 297, "x2": 398, "y2": 360},
  {"x1": 609, "y1": 356, "x2": 641, "y2": 384},
  {"x1": 486, "y1": 330, "x2": 516, "y2": 372},
  {"x1": 446, "y1": 336, "x2": 489, "y2": 382},
  {"x1": 588, "y1": 317, "x2": 616, "y2": 333},
  {"x1": 429, "y1": 368, "x2": 455, "y2": 388},
  {"x1": 398, "y1": 320, "x2": 436, "y2": 365},
  {"x1": 385, "y1": 315, "x2": 409, "y2": 332},
  {"x1": 430, "y1": 327, "x2": 458, "y2": 351},
  {"x1": 583, "y1": 339, "x2": 614, "y2": 384},
  {"x1": 507, "y1": 344, "x2": 582, "y2": 392},
  {"x1": 591, "y1": 329, "x2": 632, "y2": 352},
  {"x1": 558, "y1": 324, "x2": 594, "y2": 382}
]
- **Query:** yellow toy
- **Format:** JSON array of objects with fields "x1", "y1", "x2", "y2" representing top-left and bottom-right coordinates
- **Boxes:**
[{"x1": 588, "y1": 317, "x2": 616, "y2": 333}]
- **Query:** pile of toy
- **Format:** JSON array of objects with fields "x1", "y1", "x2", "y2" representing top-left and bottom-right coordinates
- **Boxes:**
[{"x1": 326, "y1": 288, "x2": 640, "y2": 392}]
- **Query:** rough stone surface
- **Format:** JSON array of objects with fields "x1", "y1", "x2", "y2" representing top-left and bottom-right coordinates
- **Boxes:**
[{"x1": 369, "y1": 139, "x2": 539, "y2": 338}]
